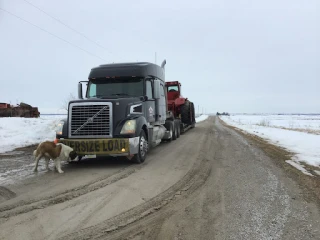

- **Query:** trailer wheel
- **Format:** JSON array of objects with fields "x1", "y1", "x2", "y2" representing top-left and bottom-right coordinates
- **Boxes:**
[
  {"x1": 172, "y1": 120, "x2": 178, "y2": 140},
  {"x1": 132, "y1": 130, "x2": 148, "y2": 164},
  {"x1": 175, "y1": 120, "x2": 180, "y2": 138},
  {"x1": 164, "y1": 120, "x2": 174, "y2": 142}
]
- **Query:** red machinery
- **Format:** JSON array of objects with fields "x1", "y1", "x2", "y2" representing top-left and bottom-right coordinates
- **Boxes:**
[
  {"x1": 165, "y1": 81, "x2": 195, "y2": 127},
  {"x1": 0, "y1": 102, "x2": 40, "y2": 118}
]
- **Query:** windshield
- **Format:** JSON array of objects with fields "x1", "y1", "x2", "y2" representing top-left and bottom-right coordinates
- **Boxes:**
[
  {"x1": 87, "y1": 77, "x2": 144, "y2": 98},
  {"x1": 167, "y1": 85, "x2": 179, "y2": 92}
]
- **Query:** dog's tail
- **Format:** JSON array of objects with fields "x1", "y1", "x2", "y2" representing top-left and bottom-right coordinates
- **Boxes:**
[{"x1": 33, "y1": 143, "x2": 42, "y2": 156}]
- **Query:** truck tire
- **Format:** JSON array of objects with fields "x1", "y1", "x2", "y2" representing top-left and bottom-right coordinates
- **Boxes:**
[
  {"x1": 175, "y1": 120, "x2": 180, "y2": 138},
  {"x1": 132, "y1": 130, "x2": 148, "y2": 164},
  {"x1": 172, "y1": 122, "x2": 177, "y2": 140},
  {"x1": 181, "y1": 100, "x2": 191, "y2": 125},
  {"x1": 190, "y1": 102, "x2": 196, "y2": 128},
  {"x1": 164, "y1": 120, "x2": 174, "y2": 142}
]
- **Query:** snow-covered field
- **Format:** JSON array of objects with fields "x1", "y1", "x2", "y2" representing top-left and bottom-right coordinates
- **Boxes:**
[
  {"x1": 223, "y1": 114, "x2": 320, "y2": 134},
  {"x1": 220, "y1": 114, "x2": 320, "y2": 176},
  {"x1": 0, "y1": 114, "x2": 209, "y2": 154}
]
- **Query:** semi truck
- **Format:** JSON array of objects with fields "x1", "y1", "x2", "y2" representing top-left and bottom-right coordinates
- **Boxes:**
[{"x1": 55, "y1": 60, "x2": 195, "y2": 163}]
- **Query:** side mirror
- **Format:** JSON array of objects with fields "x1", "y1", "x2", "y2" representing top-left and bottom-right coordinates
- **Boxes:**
[
  {"x1": 140, "y1": 96, "x2": 148, "y2": 101},
  {"x1": 78, "y1": 82, "x2": 83, "y2": 99},
  {"x1": 154, "y1": 79, "x2": 161, "y2": 99}
]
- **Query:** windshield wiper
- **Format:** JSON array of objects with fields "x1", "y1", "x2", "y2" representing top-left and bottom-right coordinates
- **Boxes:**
[
  {"x1": 90, "y1": 93, "x2": 136, "y2": 98},
  {"x1": 111, "y1": 93, "x2": 131, "y2": 96},
  {"x1": 90, "y1": 95, "x2": 104, "y2": 98}
]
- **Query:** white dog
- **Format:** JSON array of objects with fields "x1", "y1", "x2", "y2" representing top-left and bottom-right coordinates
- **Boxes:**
[{"x1": 33, "y1": 141, "x2": 77, "y2": 173}]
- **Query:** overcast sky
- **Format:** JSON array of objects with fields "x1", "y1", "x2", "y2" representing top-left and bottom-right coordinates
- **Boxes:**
[{"x1": 0, "y1": 0, "x2": 319, "y2": 114}]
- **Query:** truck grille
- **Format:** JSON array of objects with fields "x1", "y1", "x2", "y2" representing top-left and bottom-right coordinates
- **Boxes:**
[{"x1": 69, "y1": 102, "x2": 112, "y2": 138}]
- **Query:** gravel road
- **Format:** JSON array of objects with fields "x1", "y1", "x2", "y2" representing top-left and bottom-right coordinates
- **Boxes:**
[{"x1": 0, "y1": 117, "x2": 319, "y2": 240}]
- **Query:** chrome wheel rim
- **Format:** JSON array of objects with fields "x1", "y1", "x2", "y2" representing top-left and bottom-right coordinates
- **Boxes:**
[{"x1": 140, "y1": 136, "x2": 148, "y2": 157}]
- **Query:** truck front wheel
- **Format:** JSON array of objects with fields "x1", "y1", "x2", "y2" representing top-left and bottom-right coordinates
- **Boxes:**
[{"x1": 132, "y1": 130, "x2": 148, "y2": 164}]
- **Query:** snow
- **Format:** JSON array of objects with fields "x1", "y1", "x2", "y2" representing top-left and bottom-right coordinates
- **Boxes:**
[
  {"x1": 286, "y1": 160, "x2": 313, "y2": 176},
  {"x1": 196, "y1": 114, "x2": 209, "y2": 122},
  {"x1": 1, "y1": 112, "x2": 318, "y2": 176},
  {"x1": 0, "y1": 115, "x2": 66, "y2": 154},
  {"x1": 39, "y1": 108, "x2": 67, "y2": 115},
  {"x1": 220, "y1": 114, "x2": 320, "y2": 175},
  {"x1": 225, "y1": 114, "x2": 320, "y2": 132}
]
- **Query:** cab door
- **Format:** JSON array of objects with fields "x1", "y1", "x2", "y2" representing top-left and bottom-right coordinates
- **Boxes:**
[
  {"x1": 154, "y1": 79, "x2": 166, "y2": 124},
  {"x1": 145, "y1": 79, "x2": 156, "y2": 122},
  {"x1": 158, "y1": 81, "x2": 166, "y2": 123}
]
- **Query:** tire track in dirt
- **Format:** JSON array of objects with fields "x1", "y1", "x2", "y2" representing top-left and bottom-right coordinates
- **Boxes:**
[
  {"x1": 105, "y1": 120, "x2": 222, "y2": 240},
  {"x1": 58, "y1": 122, "x2": 215, "y2": 240},
  {"x1": 0, "y1": 164, "x2": 144, "y2": 219},
  {"x1": 0, "y1": 186, "x2": 16, "y2": 201},
  {"x1": 107, "y1": 117, "x2": 320, "y2": 240}
]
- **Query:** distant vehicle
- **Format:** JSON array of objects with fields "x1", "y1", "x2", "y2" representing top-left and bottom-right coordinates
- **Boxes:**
[
  {"x1": 217, "y1": 112, "x2": 230, "y2": 116},
  {"x1": 55, "y1": 60, "x2": 195, "y2": 163}
]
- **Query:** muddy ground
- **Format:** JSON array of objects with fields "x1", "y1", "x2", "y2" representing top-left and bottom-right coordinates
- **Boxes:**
[{"x1": 0, "y1": 116, "x2": 319, "y2": 240}]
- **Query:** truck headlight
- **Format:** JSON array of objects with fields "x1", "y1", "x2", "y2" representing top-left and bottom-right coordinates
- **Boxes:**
[
  {"x1": 120, "y1": 120, "x2": 136, "y2": 134},
  {"x1": 56, "y1": 121, "x2": 64, "y2": 135}
]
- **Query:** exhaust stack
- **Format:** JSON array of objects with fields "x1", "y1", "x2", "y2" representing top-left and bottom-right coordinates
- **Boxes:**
[{"x1": 161, "y1": 59, "x2": 166, "y2": 69}]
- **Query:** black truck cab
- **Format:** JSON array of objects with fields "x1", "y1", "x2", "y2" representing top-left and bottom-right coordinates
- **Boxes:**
[{"x1": 56, "y1": 60, "x2": 172, "y2": 163}]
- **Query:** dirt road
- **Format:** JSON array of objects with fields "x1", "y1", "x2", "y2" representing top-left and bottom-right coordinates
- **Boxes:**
[{"x1": 0, "y1": 117, "x2": 319, "y2": 240}]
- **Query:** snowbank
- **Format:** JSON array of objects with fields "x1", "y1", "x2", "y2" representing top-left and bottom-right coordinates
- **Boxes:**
[
  {"x1": 196, "y1": 115, "x2": 209, "y2": 122},
  {"x1": 0, "y1": 116, "x2": 65, "y2": 154}
]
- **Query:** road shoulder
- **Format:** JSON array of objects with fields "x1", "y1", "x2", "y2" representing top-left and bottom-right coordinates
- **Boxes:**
[{"x1": 219, "y1": 117, "x2": 320, "y2": 207}]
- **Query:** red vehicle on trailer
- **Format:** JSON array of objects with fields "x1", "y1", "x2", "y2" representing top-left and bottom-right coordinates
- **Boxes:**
[{"x1": 165, "y1": 81, "x2": 196, "y2": 139}]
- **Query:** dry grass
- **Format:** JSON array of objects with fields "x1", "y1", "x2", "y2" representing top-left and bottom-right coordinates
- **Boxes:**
[
  {"x1": 273, "y1": 126, "x2": 320, "y2": 135},
  {"x1": 219, "y1": 118, "x2": 320, "y2": 207}
]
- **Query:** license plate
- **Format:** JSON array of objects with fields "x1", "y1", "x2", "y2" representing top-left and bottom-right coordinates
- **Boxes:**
[
  {"x1": 59, "y1": 139, "x2": 129, "y2": 155},
  {"x1": 85, "y1": 154, "x2": 96, "y2": 158}
]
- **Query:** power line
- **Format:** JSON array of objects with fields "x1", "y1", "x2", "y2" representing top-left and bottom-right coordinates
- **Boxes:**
[
  {"x1": 0, "y1": 7, "x2": 106, "y2": 61},
  {"x1": 22, "y1": 0, "x2": 118, "y2": 58}
]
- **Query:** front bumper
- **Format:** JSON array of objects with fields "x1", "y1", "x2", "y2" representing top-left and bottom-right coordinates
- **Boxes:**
[{"x1": 57, "y1": 137, "x2": 140, "y2": 156}]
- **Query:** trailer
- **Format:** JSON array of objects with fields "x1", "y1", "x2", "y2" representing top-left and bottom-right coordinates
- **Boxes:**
[
  {"x1": 165, "y1": 81, "x2": 195, "y2": 138},
  {"x1": 55, "y1": 60, "x2": 195, "y2": 163}
]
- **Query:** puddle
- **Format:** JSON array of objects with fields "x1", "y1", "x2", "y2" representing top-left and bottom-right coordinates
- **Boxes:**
[{"x1": 0, "y1": 148, "x2": 68, "y2": 185}]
